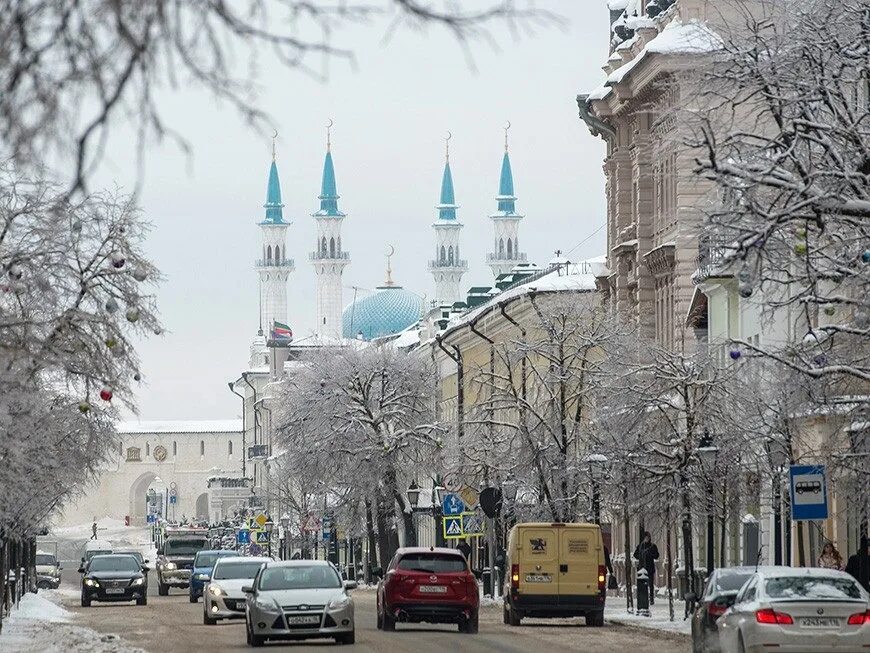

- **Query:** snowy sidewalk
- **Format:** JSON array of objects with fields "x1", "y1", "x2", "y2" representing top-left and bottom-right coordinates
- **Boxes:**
[
  {"x1": 605, "y1": 598, "x2": 691, "y2": 636},
  {"x1": 0, "y1": 591, "x2": 144, "y2": 653}
]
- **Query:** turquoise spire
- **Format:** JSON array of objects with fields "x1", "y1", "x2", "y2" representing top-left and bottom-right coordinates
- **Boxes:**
[
  {"x1": 438, "y1": 161, "x2": 457, "y2": 220},
  {"x1": 263, "y1": 158, "x2": 285, "y2": 224},
  {"x1": 315, "y1": 149, "x2": 343, "y2": 216},
  {"x1": 497, "y1": 152, "x2": 516, "y2": 214}
]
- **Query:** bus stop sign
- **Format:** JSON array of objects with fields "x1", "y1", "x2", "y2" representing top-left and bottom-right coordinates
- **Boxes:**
[{"x1": 789, "y1": 464, "x2": 828, "y2": 521}]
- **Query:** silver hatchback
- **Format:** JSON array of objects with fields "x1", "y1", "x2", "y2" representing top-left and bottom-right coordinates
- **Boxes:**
[
  {"x1": 717, "y1": 567, "x2": 870, "y2": 652},
  {"x1": 243, "y1": 560, "x2": 356, "y2": 646}
]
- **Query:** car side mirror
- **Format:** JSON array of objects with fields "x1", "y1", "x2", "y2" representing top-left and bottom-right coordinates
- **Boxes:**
[
  {"x1": 344, "y1": 581, "x2": 357, "y2": 591},
  {"x1": 144, "y1": 559, "x2": 150, "y2": 564},
  {"x1": 142, "y1": 566, "x2": 150, "y2": 572},
  {"x1": 241, "y1": 585, "x2": 254, "y2": 594}
]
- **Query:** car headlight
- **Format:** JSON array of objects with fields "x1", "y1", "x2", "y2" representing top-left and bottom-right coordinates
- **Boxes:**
[
  {"x1": 208, "y1": 584, "x2": 224, "y2": 596},
  {"x1": 164, "y1": 562, "x2": 177, "y2": 570},
  {"x1": 327, "y1": 594, "x2": 351, "y2": 610},
  {"x1": 254, "y1": 596, "x2": 280, "y2": 613},
  {"x1": 131, "y1": 578, "x2": 145, "y2": 586},
  {"x1": 194, "y1": 573, "x2": 210, "y2": 580},
  {"x1": 83, "y1": 578, "x2": 99, "y2": 587}
]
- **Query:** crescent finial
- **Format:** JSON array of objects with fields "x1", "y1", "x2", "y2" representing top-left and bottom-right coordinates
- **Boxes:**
[
  {"x1": 271, "y1": 130, "x2": 278, "y2": 160},
  {"x1": 445, "y1": 131, "x2": 452, "y2": 162},
  {"x1": 504, "y1": 121, "x2": 511, "y2": 152},
  {"x1": 326, "y1": 119, "x2": 333, "y2": 151}
]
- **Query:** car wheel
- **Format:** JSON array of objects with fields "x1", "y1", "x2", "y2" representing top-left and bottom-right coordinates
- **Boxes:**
[
  {"x1": 137, "y1": 596, "x2": 147, "y2": 606},
  {"x1": 158, "y1": 582, "x2": 168, "y2": 596},
  {"x1": 503, "y1": 603, "x2": 509, "y2": 625},
  {"x1": 376, "y1": 607, "x2": 383, "y2": 630},
  {"x1": 585, "y1": 611, "x2": 604, "y2": 627},
  {"x1": 81, "y1": 595, "x2": 91, "y2": 608},
  {"x1": 382, "y1": 610, "x2": 396, "y2": 632},
  {"x1": 507, "y1": 603, "x2": 522, "y2": 626},
  {"x1": 336, "y1": 630, "x2": 355, "y2": 645},
  {"x1": 246, "y1": 619, "x2": 264, "y2": 647},
  {"x1": 203, "y1": 611, "x2": 217, "y2": 625},
  {"x1": 736, "y1": 632, "x2": 746, "y2": 653},
  {"x1": 461, "y1": 611, "x2": 479, "y2": 634},
  {"x1": 189, "y1": 593, "x2": 198, "y2": 603}
]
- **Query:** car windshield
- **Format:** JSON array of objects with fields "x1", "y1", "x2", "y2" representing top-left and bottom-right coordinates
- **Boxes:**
[
  {"x1": 194, "y1": 552, "x2": 227, "y2": 567},
  {"x1": 712, "y1": 572, "x2": 754, "y2": 594},
  {"x1": 164, "y1": 539, "x2": 208, "y2": 556},
  {"x1": 116, "y1": 552, "x2": 143, "y2": 563},
  {"x1": 89, "y1": 556, "x2": 140, "y2": 572},
  {"x1": 766, "y1": 576, "x2": 862, "y2": 600},
  {"x1": 258, "y1": 566, "x2": 341, "y2": 591},
  {"x1": 213, "y1": 561, "x2": 265, "y2": 580},
  {"x1": 397, "y1": 553, "x2": 467, "y2": 573},
  {"x1": 36, "y1": 554, "x2": 57, "y2": 566}
]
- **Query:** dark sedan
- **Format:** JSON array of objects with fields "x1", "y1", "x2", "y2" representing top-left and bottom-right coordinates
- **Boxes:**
[
  {"x1": 80, "y1": 554, "x2": 148, "y2": 607},
  {"x1": 690, "y1": 567, "x2": 759, "y2": 653}
]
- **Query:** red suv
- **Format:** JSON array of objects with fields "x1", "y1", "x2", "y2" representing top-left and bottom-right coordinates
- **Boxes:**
[{"x1": 377, "y1": 547, "x2": 479, "y2": 634}]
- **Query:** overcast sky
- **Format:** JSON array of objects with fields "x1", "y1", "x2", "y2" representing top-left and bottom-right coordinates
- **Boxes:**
[{"x1": 107, "y1": 2, "x2": 611, "y2": 421}]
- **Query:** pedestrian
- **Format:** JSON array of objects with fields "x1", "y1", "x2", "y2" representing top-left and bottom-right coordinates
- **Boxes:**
[
  {"x1": 845, "y1": 536, "x2": 870, "y2": 593},
  {"x1": 633, "y1": 531, "x2": 660, "y2": 605},
  {"x1": 91, "y1": 519, "x2": 98, "y2": 540},
  {"x1": 457, "y1": 539, "x2": 472, "y2": 565},
  {"x1": 817, "y1": 541, "x2": 844, "y2": 570}
]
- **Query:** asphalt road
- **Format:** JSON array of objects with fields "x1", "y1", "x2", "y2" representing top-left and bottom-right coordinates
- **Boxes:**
[{"x1": 55, "y1": 566, "x2": 691, "y2": 652}]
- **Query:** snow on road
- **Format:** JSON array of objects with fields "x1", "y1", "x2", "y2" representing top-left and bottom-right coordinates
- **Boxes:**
[{"x1": 0, "y1": 591, "x2": 144, "y2": 653}]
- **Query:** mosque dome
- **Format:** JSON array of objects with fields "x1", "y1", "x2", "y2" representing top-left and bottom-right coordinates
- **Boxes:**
[{"x1": 342, "y1": 284, "x2": 423, "y2": 340}]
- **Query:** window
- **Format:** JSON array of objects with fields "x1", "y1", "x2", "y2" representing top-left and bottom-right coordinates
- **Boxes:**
[
  {"x1": 498, "y1": 238, "x2": 504, "y2": 258},
  {"x1": 145, "y1": 442, "x2": 150, "y2": 456},
  {"x1": 321, "y1": 237, "x2": 327, "y2": 256},
  {"x1": 440, "y1": 245, "x2": 446, "y2": 264},
  {"x1": 448, "y1": 245, "x2": 454, "y2": 265},
  {"x1": 228, "y1": 441, "x2": 233, "y2": 456},
  {"x1": 275, "y1": 245, "x2": 281, "y2": 262},
  {"x1": 266, "y1": 245, "x2": 272, "y2": 262},
  {"x1": 397, "y1": 553, "x2": 467, "y2": 573},
  {"x1": 765, "y1": 576, "x2": 861, "y2": 600},
  {"x1": 173, "y1": 441, "x2": 177, "y2": 456},
  {"x1": 507, "y1": 238, "x2": 513, "y2": 259},
  {"x1": 329, "y1": 237, "x2": 335, "y2": 258},
  {"x1": 200, "y1": 440, "x2": 205, "y2": 456}
]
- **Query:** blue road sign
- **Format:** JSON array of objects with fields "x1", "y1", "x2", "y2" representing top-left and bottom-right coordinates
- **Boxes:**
[
  {"x1": 789, "y1": 464, "x2": 828, "y2": 521},
  {"x1": 254, "y1": 530, "x2": 270, "y2": 544},
  {"x1": 443, "y1": 515, "x2": 463, "y2": 539},
  {"x1": 146, "y1": 514, "x2": 155, "y2": 524},
  {"x1": 442, "y1": 493, "x2": 465, "y2": 516},
  {"x1": 237, "y1": 529, "x2": 250, "y2": 544},
  {"x1": 169, "y1": 495, "x2": 177, "y2": 505}
]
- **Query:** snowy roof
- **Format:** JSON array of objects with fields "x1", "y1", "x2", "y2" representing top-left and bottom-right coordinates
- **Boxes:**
[
  {"x1": 389, "y1": 326, "x2": 423, "y2": 349},
  {"x1": 607, "y1": 0, "x2": 629, "y2": 10},
  {"x1": 117, "y1": 419, "x2": 243, "y2": 434},
  {"x1": 646, "y1": 19, "x2": 722, "y2": 55}
]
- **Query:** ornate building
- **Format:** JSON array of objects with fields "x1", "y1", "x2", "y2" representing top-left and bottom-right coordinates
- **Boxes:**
[
  {"x1": 428, "y1": 136, "x2": 467, "y2": 306},
  {"x1": 487, "y1": 126, "x2": 527, "y2": 278}
]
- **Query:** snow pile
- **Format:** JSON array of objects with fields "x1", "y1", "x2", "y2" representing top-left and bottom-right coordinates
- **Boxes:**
[
  {"x1": 0, "y1": 591, "x2": 145, "y2": 653},
  {"x1": 646, "y1": 19, "x2": 723, "y2": 55},
  {"x1": 605, "y1": 601, "x2": 691, "y2": 635}
]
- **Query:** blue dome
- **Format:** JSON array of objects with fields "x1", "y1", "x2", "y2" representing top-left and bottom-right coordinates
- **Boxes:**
[{"x1": 342, "y1": 286, "x2": 423, "y2": 340}]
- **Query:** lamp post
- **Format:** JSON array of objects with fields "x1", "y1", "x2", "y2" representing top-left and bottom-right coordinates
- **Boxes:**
[
  {"x1": 434, "y1": 485, "x2": 446, "y2": 547},
  {"x1": 279, "y1": 514, "x2": 290, "y2": 560},
  {"x1": 696, "y1": 432, "x2": 719, "y2": 577},
  {"x1": 264, "y1": 519, "x2": 274, "y2": 559},
  {"x1": 766, "y1": 440, "x2": 789, "y2": 566},
  {"x1": 586, "y1": 454, "x2": 608, "y2": 525},
  {"x1": 502, "y1": 478, "x2": 518, "y2": 530},
  {"x1": 405, "y1": 482, "x2": 421, "y2": 547}
]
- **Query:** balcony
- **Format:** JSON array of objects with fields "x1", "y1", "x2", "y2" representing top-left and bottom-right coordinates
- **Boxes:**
[
  {"x1": 428, "y1": 259, "x2": 468, "y2": 271},
  {"x1": 695, "y1": 234, "x2": 734, "y2": 283},
  {"x1": 309, "y1": 251, "x2": 351, "y2": 261},
  {"x1": 256, "y1": 259, "x2": 295, "y2": 269},
  {"x1": 486, "y1": 252, "x2": 528, "y2": 263}
]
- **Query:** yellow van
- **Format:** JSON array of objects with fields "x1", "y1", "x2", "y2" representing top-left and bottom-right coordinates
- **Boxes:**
[{"x1": 502, "y1": 522, "x2": 606, "y2": 627}]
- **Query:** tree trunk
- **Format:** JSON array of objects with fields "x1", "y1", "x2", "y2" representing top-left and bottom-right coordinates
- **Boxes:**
[
  {"x1": 666, "y1": 502, "x2": 674, "y2": 622},
  {"x1": 0, "y1": 535, "x2": 7, "y2": 632},
  {"x1": 797, "y1": 520, "x2": 807, "y2": 567},
  {"x1": 364, "y1": 499, "x2": 376, "y2": 584},
  {"x1": 680, "y1": 472, "x2": 695, "y2": 613},
  {"x1": 375, "y1": 491, "x2": 392, "y2": 573},
  {"x1": 623, "y1": 485, "x2": 633, "y2": 612},
  {"x1": 719, "y1": 478, "x2": 728, "y2": 569}
]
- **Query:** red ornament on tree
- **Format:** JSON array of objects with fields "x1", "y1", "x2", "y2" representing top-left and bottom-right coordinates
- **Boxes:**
[{"x1": 99, "y1": 386, "x2": 113, "y2": 402}]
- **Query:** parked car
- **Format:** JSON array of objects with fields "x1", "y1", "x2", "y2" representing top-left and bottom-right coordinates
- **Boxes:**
[
  {"x1": 189, "y1": 550, "x2": 237, "y2": 602},
  {"x1": 502, "y1": 522, "x2": 606, "y2": 627},
  {"x1": 35, "y1": 551, "x2": 62, "y2": 590},
  {"x1": 202, "y1": 556, "x2": 270, "y2": 624},
  {"x1": 243, "y1": 560, "x2": 356, "y2": 646},
  {"x1": 377, "y1": 547, "x2": 479, "y2": 633},
  {"x1": 690, "y1": 567, "x2": 767, "y2": 653},
  {"x1": 716, "y1": 567, "x2": 870, "y2": 652},
  {"x1": 79, "y1": 554, "x2": 147, "y2": 607}
]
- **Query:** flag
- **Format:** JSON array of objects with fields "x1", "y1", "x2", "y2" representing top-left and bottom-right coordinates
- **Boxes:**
[{"x1": 271, "y1": 320, "x2": 293, "y2": 341}]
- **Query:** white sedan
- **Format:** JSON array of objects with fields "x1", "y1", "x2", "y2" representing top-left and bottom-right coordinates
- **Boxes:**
[
  {"x1": 717, "y1": 567, "x2": 869, "y2": 652},
  {"x1": 203, "y1": 557, "x2": 270, "y2": 624}
]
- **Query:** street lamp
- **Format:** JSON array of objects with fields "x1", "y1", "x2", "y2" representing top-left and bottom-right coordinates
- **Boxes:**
[
  {"x1": 405, "y1": 482, "x2": 421, "y2": 547},
  {"x1": 586, "y1": 454, "x2": 608, "y2": 525},
  {"x1": 406, "y1": 481, "x2": 421, "y2": 509},
  {"x1": 696, "y1": 431, "x2": 719, "y2": 577},
  {"x1": 279, "y1": 514, "x2": 290, "y2": 560},
  {"x1": 766, "y1": 439, "x2": 789, "y2": 566},
  {"x1": 264, "y1": 519, "x2": 274, "y2": 559}
]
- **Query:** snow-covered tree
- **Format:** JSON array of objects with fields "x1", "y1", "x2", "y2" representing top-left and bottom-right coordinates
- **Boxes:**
[
  {"x1": 688, "y1": 0, "x2": 870, "y2": 381},
  {"x1": 274, "y1": 345, "x2": 442, "y2": 568}
]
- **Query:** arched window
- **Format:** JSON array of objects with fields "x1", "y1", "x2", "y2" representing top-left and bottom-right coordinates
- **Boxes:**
[
  {"x1": 275, "y1": 245, "x2": 281, "y2": 263},
  {"x1": 498, "y1": 238, "x2": 505, "y2": 258},
  {"x1": 228, "y1": 441, "x2": 233, "y2": 456},
  {"x1": 440, "y1": 246, "x2": 446, "y2": 264},
  {"x1": 173, "y1": 441, "x2": 177, "y2": 456},
  {"x1": 448, "y1": 246, "x2": 454, "y2": 265},
  {"x1": 266, "y1": 245, "x2": 272, "y2": 262},
  {"x1": 330, "y1": 237, "x2": 336, "y2": 258},
  {"x1": 321, "y1": 237, "x2": 328, "y2": 256},
  {"x1": 145, "y1": 442, "x2": 150, "y2": 456},
  {"x1": 200, "y1": 440, "x2": 205, "y2": 456},
  {"x1": 337, "y1": 237, "x2": 341, "y2": 254},
  {"x1": 507, "y1": 238, "x2": 513, "y2": 259}
]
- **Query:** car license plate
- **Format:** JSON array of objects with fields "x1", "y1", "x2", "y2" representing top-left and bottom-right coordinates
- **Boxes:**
[
  {"x1": 287, "y1": 615, "x2": 320, "y2": 625},
  {"x1": 418, "y1": 585, "x2": 447, "y2": 594},
  {"x1": 801, "y1": 617, "x2": 840, "y2": 628},
  {"x1": 525, "y1": 574, "x2": 552, "y2": 583},
  {"x1": 105, "y1": 588, "x2": 125, "y2": 594}
]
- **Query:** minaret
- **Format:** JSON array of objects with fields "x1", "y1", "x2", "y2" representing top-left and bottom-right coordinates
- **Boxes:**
[
  {"x1": 311, "y1": 120, "x2": 349, "y2": 339},
  {"x1": 488, "y1": 122, "x2": 526, "y2": 278},
  {"x1": 428, "y1": 132, "x2": 467, "y2": 306},
  {"x1": 257, "y1": 135, "x2": 294, "y2": 336}
]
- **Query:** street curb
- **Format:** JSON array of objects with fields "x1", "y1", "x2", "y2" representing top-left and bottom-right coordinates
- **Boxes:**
[{"x1": 605, "y1": 616, "x2": 691, "y2": 640}]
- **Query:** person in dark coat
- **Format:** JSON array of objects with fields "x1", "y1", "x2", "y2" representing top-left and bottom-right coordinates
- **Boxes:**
[
  {"x1": 845, "y1": 536, "x2": 870, "y2": 593},
  {"x1": 456, "y1": 539, "x2": 472, "y2": 564},
  {"x1": 633, "y1": 531, "x2": 660, "y2": 605}
]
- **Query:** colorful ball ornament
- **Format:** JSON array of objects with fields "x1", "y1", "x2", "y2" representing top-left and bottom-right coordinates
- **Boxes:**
[
  {"x1": 729, "y1": 349, "x2": 742, "y2": 360},
  {"x1": 7, "y1": 264, "x2": 22, "y2": 280},
  {"x1": 862, "y1": 250, "x2": 870, "y2": 264},
  {"x1": 824, "y1": 305, "x2": 836, "y2": 316},
  {"x1": 110, "y1": 253, "x2": 126, "y2": 269},
  {"x1": 99, "y1": 386, "x2": 113, "y2": 402},
  {"x1": 126, "y1": 308, "x2": 140, "y2": 323},
  {"x1": 738, "y1": 281, "x2": 753, "y2": 298},
  {"x1": 132, "y1": 268, "x2": 148, "y2": 282},
  {"x1": 737, "y1": 266, "x2": 752, "y2": 283},
  {"x1": 105, "y1": 337, "x2": 117, "y2": 349},
  {"x1": 794, "y1": 242, "x2": 808, "y2": 255},
  {"x1": 78, "y1": 401, "x2": 91, "y2": 414},
  {"x1": 134, "y1": 373, "x2": 141, "y2": 382},
  {"x1": 71, "y1": 220, "x2": 82, "y2": 234},
  {"x1": 105, "y1": 297, "x2": 119, "y2": 313},
  {"x1": 153, "y1": 327, "x2": 162, "y2": 336},
  {"x1": 813, "y1": 353, "x2": 828, "y2": 367},
  {"x1": 855, "y1": 310, "x2": 870, "y2": 328}
]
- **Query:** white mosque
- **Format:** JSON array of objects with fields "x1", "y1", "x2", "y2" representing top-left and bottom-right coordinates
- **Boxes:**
[{"x1": 252, "y1": 126, "x2": 529, "y2": 349}]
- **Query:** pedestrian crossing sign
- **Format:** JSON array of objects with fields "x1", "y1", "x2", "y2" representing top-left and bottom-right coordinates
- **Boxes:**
[
  {"x1": 254, "y1": 530, "x2": 270, "y2": 544},
  {"x1": 462, "y1": 512, "x2": 485, "y2": 537},
  {"x1": 443, "y1": 516, "x2": 463, "y2": 539}
]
